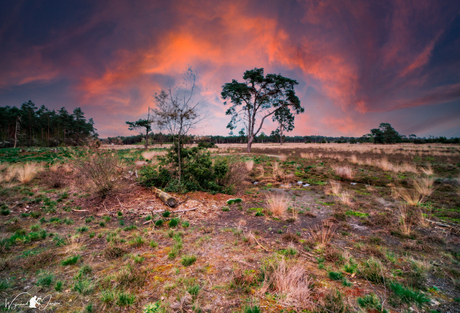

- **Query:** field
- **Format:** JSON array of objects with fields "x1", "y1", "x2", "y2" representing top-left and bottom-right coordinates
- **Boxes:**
[{"x1": 0, "y1": 143, "x2": 460, "y2": 312}]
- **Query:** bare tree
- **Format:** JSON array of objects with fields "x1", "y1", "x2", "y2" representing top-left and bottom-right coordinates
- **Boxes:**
[{"x1": 152, "y1": 68, "x2": 204, "y2": 185}]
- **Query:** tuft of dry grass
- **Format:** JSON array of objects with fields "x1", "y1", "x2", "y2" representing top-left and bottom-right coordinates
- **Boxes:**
[
  {"x1": 349, "y1": 154, "x2": 358, "y2": 163},
  {"x1": 338, "y1": 190, "x2": 353, "y2": 206},
  {"x1": 398, "y1": 205, "x2": 412, "y2": 235},
  {"x1": 245, "y1": 160, "x2": 254, "y2": 172},
  {"x1": 266, "y1": 192, "x2": 290, "y2": 217},
  {"x1": 396, "y1": 162, "x2": 418, "y2": 174},
  {"x1": 17, "y1": 163, "x2": 42, "y2": 184},
  {"x1": 309, "y1": 221, "x2": 337, "y2": 248},
  {"x1": 332, "y1": 165, "x2": 354, "y2": 180},
  {"x1": 378, "y1": 158, "x2": 394, "y2": 171},
  {"x1": 413, "y1": 177, "x2": 435, "y2": 197},
  {"x1": 328, "y1": 180, "x2": 341, "y2": 196},
  {"x1": 273, "y1": 162, "x2": 285, "y2": 181},
  {"x1": 420, "y1": 165, "x2": 433, "y2": 176},
  {"x1": 261, "y1": 257, "x2": 313, "y2": 308}
]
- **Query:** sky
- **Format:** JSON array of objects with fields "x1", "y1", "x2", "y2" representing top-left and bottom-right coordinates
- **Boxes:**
[{"x1": 1, "y1": 0, "x2": 460, "y2": 138}]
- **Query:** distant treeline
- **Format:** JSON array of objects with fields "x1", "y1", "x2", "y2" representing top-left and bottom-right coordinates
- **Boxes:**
[
  {"x1": 0, "y1": 100, "x2": 97, "y2": 148},
  {"x1": 104, "y1": 131, "x2": 460, "y2": 146}
]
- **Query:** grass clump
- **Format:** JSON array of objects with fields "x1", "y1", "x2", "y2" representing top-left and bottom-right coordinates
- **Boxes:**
[
  {"x1": 265, "y1": 192, "x2": 290, "y2": 217},
  {"x1": 181, "y1": 255, "x2": 197, "y2": 266},
  {"x1": 116, "y1": 291, "x2": 136, "y2": 307},
  {"x1": 128, "y1": 236, "x2": 145, "y2": 247},
  {"x1": 61, "y1": 255, "x2": 81, "y2": 266},
  {"x1": 100, "y1": 290, "x2": 115, "y2": 305},
  {"x1": 357, "y1": 294, "x2": 388, "y2": 313},
  {"x1": 73, "y1": 279, "x2": 95, "y2": 295},
  {"x1": 55, "y1": 281, "x2": 63, "y2": 292},
  {"x1": 390, "y1": 282, "x2": 430, "y2": 307},
  {"x1": 36, "y1": 271, "x2": 54, "y2": 288},
  {"x1": 169, "y1": 217, "x2": 180, "y2": 228},
  {"x1": 359, "y1": 257, "x2": 385, "y2": 284},
  {"x1": 77, "y1": 226, "x2": 88, "y2": 233},
  {"x1": 328, "y1": 271, "x2": 343, "y2": 281}
]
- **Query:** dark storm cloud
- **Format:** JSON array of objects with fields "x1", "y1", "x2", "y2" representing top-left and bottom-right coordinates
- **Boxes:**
[{"x1": 0, "y1": 0, "x2": 459, "y2": 137}]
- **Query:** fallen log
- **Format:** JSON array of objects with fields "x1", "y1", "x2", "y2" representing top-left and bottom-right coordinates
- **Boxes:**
[{"x1": 152, "y1": 187, "x2": 178, "y2": 208}]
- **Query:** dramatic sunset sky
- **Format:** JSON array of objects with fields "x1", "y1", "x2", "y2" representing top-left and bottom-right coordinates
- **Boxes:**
[{"x1": 1, "y1": 0, "x2": 460, "y2": 138}]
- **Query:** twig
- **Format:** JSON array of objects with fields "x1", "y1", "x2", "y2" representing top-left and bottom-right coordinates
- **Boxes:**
[
  {"x1": 253, "y1": 237, "x2": 270, "y2": 252},
  {"x1": 72, "y1": 209, "x2": 89, "y2": 212},
  {"x1": 116, "y1": 197, "x2": 125, "y2": 212}
]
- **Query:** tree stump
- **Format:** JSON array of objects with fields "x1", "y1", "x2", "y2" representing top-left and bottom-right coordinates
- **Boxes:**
[{"x1": 152, "y1": 187, "x2": 178, "y2": 208}]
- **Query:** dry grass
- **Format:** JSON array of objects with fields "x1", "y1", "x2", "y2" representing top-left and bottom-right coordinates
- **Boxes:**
[
  {"x1": 392, "y1": 187, "x2": 423, "y2": 206},
  {"x1": 245, "y1": 160, "x2": 254, "y2": 172},
  {"x1": 413, "y1": 177, "x2": 435, "y2": 197},
  {"x1": 261, "y1": 257, "x2": 313, "y2": 308},
  {"x1": 349, "y1": 154, "x2": 358, "y2": 163},
  {"x1": 378, "y1": 158, "x2": 394, "y2": 171},
  {"x1": 273, "y1": 162, "x2": 285, "y2": 181},
  {"x1": 392, "y1": 177, "x2": 434, "y2": 206},
  {"x1": 328, "y1": 180, "x2": 341, "y2": 196},
  {"x1": 266, "y1": 192, "x2": 290, "y2": 217},
  {"x1": 398, "y1": 205, "x2": 412, "y2": 235},
  {"x1": 74, "y1": 152, "x2": 124, "y2": 197},
  {"x1": 420, "y1": 165, "x2": 434, "y2": 176},
  {"x1": 332, "y1": 165, "x2": 354, "y2": 180},
  {"x1": 17, "y1": 163, "x2": 43, "y2": 184},
  {"x1": 338, "y1": 190, "x2": 353, "y2": 206},
  {"x1": 141, "y1": 150, "x2": 166, "y2": 161},
  {"x1": 396, "y1": 162, "x2": 418, "y2": 174},
  {"x1": 309, "y1": 221, "x2": 337, "y2": 249}
]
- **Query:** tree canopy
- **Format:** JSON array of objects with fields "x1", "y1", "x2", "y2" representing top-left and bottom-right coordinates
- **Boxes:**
[
  {"x1": 370, "y1": 123, "x2": 401, "y2": 144},
  {"x1": 221, "y1": 68, "x2": 303, "y2": 152},
  {"x1": 0, "y1": 101, "x2": 97, "y2": 147}
]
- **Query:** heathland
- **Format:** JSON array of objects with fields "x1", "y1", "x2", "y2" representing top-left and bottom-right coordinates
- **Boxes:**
[{"x1": 0, "y1": 143, "x2": 459, "y2": 312}]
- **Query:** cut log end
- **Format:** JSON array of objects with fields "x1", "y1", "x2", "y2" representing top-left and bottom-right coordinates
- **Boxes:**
[{"x1": 153, "y1": 187, "x2": 179, "y2": 208}]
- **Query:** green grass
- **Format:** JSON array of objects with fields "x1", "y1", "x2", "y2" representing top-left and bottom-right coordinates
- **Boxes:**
[
  {"x1": 390, "y1": 282, "x2": 430, "y2": 307},
  {"x1": 100, "y1": 290, "x2": 115, "y2": 304},
  {"x1": 128, "y1": 236, "x2": 145, "y2": 247},
  {"x1": 73, "y1": 279, "x2": 95, "y2": 295},
  {"x1": 117, "y1": 291, "x2": 136, "y2": 306},
  {"x1": 77, "y1": 226, "x2": 89, "y2": 233},
  {"x1": 328, "y1": 271, "x2": 344, "y2": 281},
  {"x1": 357, "y1": 294, "x2": 387, "y2": 313},
  {"x1": 345, "y1": 210, "x2": 369, "y2": 217},
  {"x1": 61, "y1": 255, "x2": 81, "y2": 266},
  {"x1": 36, "y1": 271, "x2": 54, "y2": 288},
  {"x1": 181, "y1": 255, "x2": 197, "y2": 266},
  {"x1": 55, "y1": 281, "x2": 63, "y2": 292},
  {"x1": 0, "y1": 279, "x2": 11, "y2": 291},
  {"x1": 169, "y1": 218, "x2": 180, "y2": 228}
]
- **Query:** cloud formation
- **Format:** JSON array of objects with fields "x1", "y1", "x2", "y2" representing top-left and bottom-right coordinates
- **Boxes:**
[{"x1": 0, "y1": 0, "x2": 459, "y2": 137}]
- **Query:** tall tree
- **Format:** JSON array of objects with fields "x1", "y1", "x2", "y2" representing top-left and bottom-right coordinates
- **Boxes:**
[
  {"x1": 126, "y1": 119, "x2": 153, "y2": 149},
  {"x1": 272, "y1": 106, "x2": 295, "y2": 145},
  {"x1": 221, "y1": 68, "x2": 303, "y2": 152},
  {"x1": 370, "y1": 123, "x2": 401, "y2": 144},
  {"x1": 20, "y1": 100, "x2": 37, "y2": 147}
]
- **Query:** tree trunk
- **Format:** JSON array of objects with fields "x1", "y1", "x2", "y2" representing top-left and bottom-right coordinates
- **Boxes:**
[
  {"x1": 145, "y1": 128, "x2": 149, "y2": 149},
  {"x1": 178, "y1": 135, "x2": 181, "y2": 185},
  {"x1": 152, "y1": 187, "x2": 178, "y2": 207},
  {"x1": 14, "y1": 117, "x2": 19, "y2": 148},
  {"x1": 280, "y1": 125, "x2": 284, "y2": 145},
  {"x1": 246, "y1": 135, "x2": 254, "y2": 153}
]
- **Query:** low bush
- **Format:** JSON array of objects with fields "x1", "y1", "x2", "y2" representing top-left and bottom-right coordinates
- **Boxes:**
[
  {"x1": 138, "y1": 145, "x2": 241, "y2": 193},
  {"x1": 74, "y1": 152, "x2": 124, "y2": 198}
]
